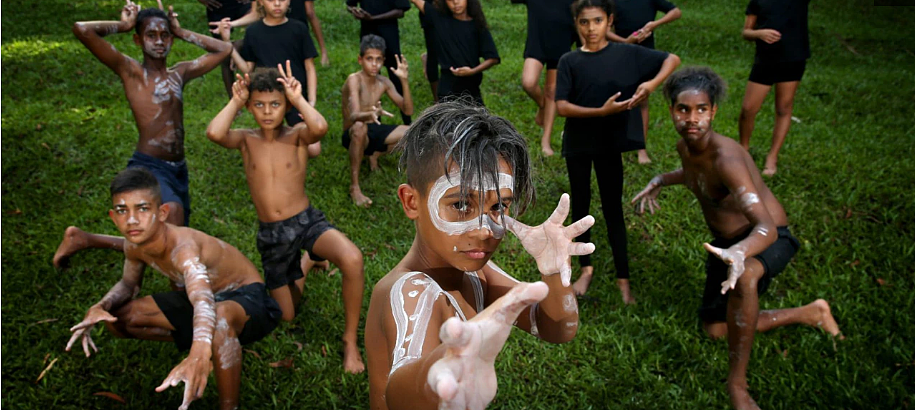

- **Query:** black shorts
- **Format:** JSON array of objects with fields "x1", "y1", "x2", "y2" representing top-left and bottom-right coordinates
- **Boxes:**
[
  {"x1": 698, "y1": 226, "x2": 800, "y2": 323},
  {"x1": 152, "y1": 283, "x2": 281, "y2": 351},
  {"x1": 342, "y1": 123, "x2": 397, "y2": 156},
  {"x1": 256, "y1": 206, "x2": 336, "y2": 290},
  {"x1": 749, "y1": 60, "x2": 807, "y2": 86},
  {"x1": 127, "y1": 151, "x2": 191, "y2": 225}
]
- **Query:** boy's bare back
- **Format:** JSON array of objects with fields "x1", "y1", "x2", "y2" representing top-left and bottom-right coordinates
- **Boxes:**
[
  {"x1": 677, "y1": 132, "x2": 788, "y2": 239},
  {"x1": 341, "y1": 72, "x2": 396, "y2": 130}
]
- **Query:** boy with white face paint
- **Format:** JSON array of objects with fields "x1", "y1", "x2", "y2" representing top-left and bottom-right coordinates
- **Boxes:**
[
  {"x1": 632, "y1": 67, "x2": 842, "y2": 410},
  {"x1": 65, "y1": 168, "x2": 280, "y2": 410},
  {"x1": 364, "y1": 101, "x2": 596, "y2": 410}
]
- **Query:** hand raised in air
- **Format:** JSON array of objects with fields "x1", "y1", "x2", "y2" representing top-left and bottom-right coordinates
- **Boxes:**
[
  {"x1": 65, "y1": 304, "x2": 117, "y2": 357},
  {"x1": 504, "y1": 193, "x2": 595, "y2": 286},
  {"x1": 276, "y1": 60, "x2": 303, "y2": 103},
  {"x1": 231, "y1": 73, "x2": 250, "y2": 104},
  {"x1": 428, "y1": 281, "x2": 549, "y2": 410},
  {"x1": 121, "y1": 0, "x2": 141, "y2": 29},
  {"x1": 391, "y1": 54, "x2": 409, "y2": 80},
  {"x1": 207, "y1": 17, "x2": 232, "y2": 41}
]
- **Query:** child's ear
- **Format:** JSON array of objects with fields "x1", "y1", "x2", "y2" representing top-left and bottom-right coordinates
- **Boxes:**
[
  {"x1": 108, "y1": 209, "x2": 117, "y2": 224},
  {"x1": 711, "y1": 104, "x2": 718, "y2": 121},
  {"x1": 158, "y1": 202, "x2": 171, "y2": 223},
  {"x1": 397, "y1": 183, "x2": 421, "y2": 220},
  {"x1": 133, "y1": 33, "x2": 141, "y2": 47}
]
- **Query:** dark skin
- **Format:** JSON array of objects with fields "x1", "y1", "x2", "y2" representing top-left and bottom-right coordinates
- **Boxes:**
[{"x1": 633, "y1": 88, "x2": 842, "y2": 410}]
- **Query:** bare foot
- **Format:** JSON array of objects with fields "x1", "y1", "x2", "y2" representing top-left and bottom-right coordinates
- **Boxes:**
[
  {"x1": 762, "y1": 155, "x2": 777, "y2": 177},
  {"x1": 637, "y1": 150, "x2": 652, "y2": 164},
  {"x1": 350, "y1": 186, "x2": 373, "y2": 208},
  {"x1": 53, "y1": 226, "x2": 89, "y2": 269},
  {"x1": 572, "y1": 266, "x2": 594, "y2": 296},
  {"x1": 617, "y1": 278, "x2": 636, "y2": 305},
  {"x1": 342, "y1": 339, "x2": 366, "y2": 374},
  {"x1": 535, "y1": 106, "x2": 545, "y2": 128},
  {"x1": 727, "y1": 383, "x2": 761, "y2": 410},
  {"x1": 368, "y1": 152, "x2": 381, "y2": 172},
  {"x1": 811, "y1": 299, "x2": 844, "y2": 340},
  {"x1": 541, "y1": 143, "x2": 554, "y2": 157}
]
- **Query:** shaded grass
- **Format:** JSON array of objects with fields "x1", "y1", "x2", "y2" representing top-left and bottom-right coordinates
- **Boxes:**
[{"x1": 2, "y1": 0, "x2": 914, "y2": 408}]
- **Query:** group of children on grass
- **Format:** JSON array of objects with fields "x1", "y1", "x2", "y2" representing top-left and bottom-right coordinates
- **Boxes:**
[{"x1": 53, "y1": 0, "x2": 834, "y2": 409}]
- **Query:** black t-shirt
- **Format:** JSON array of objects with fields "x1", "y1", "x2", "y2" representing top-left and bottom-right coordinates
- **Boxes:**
[
  {"x1": 423, "y1": 3, "x2": 500, "y2": 75},
  {"x1": 239, "y1": 20, "x2": 318, "y2": 88},
  {"x1": 555, "y1": 43, "x2": 668, "y2": 156},
  {"x1": 347, "y1": 0, "x2": 410, "y2": 28},
  {"x1": 613, "y1": 0, "x2": 677, "y2": 50},
  {"x1": 289, "y1": 0, "x2": 315, "y2": 27},
  {"x1": 746, "y1": 0, "x2": 810, "y2": 63},
  {"x1": 524, "y1": 0, "x2": 576, "y2": 60}
]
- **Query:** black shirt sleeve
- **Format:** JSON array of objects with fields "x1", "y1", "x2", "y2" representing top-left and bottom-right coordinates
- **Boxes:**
[
  {"x1": 554, "y1": 53, "x2": 573, "y2": 102},
  {"x1": 634, "y1": 46, "x2": 669, "y2": 83},
  {"x1": 746, "y1": 0, "x2": 760, "y2": 15},
  {"x1": 393, "y1": 0, "x2": 411, "y2": 12},
  {"x1": 239, "y1": 24, "x2": 257, "y2": 62},
  {"x1": 653, "y1": 0, "x2": 677, "y2": 13},
  {"x1": 479, "y1": 27, "x2": 500, "y2": 61},
  {"x1": 300, "y1": 24, "x2": 319, "y2": 60}
]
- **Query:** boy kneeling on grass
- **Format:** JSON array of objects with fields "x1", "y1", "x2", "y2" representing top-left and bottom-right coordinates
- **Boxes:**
[
  {"x1": 206, "y1": 63, "x2": 367, "y2": 373},
  {"x1": 632, "y1": 67, "x2": 842, "y2": 410},
  {"x1": 66, "y1": 168, "x2": 281, "y2": 410},
  {"x1": 365, "y1": 101, "x2": 596, "y2": 409}
]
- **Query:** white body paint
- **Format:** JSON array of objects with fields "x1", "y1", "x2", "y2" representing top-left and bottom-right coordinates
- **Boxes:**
[
  {"x1": 182, "y1": 257, "x2": 217, "y2": 345},
  {"x1": 756, "y1": 227, "x2": 769, "y2": 237},
  {"x1": 427, "y1": 172, "x2": 514, "y2": 239},
  {"x1": 216, "y1": 318, "x2": 241, "y2": 370}
]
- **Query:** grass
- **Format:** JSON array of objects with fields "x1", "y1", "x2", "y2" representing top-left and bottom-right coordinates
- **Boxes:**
[{"x1": 2, "y1": 0, "x2": 914, "y2": 408}]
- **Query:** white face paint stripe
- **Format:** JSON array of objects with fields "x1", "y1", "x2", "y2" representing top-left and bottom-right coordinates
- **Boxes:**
[
  {"x1": 464, "y1": 271, "x2": 485, "y2": 312},
  {"x1": 427, "y1": 172, "x2": 514, "y2": 238}
]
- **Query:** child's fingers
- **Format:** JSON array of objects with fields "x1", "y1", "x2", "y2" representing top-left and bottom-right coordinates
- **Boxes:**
[
  {"x1": 703, "y1": 243, "x2": 723, "y2": 259},
  {"x1": 88, "y1": 336, "x2": 98, "y2": 353},
  {"x1": 381, "y1": 109, "x2": 394, "y2": 118},
  {"x1": 82, "y1": 334, "x2": 91, "y2": 357},
  {"x1": 502, "y1": 215, "x2": 529, "y2": 238},
  {"x1": 428, "y1": 364, "x2": 459, "y2": 401},
  {"x1": 156, "y1": 0, "x2": 164, "y2": 10},
  {"x1": 286, "y1": 60, "x2": 293, "y2": 79},
  {"x1": 548, "y1": 193, "x2": 571, "y2": 225},
  {"x1": 568, "y1": 242, "x2": 595, "y2": 257},
  {"x1": 565, "y1": 215, "x2": 595, "y2": 239},
  {"x1": 65, "y1": 330, "x2": 82, "y2": 352}
]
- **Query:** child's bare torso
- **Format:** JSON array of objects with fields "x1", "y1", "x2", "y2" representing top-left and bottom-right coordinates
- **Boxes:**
[
  {"x1": 239, "y1": 126, "x2": 311, "y2": 223},
  {"x1": 125, "y1": 225, "x2": 262, "y2": 292},
  {"x1": 341, "y1": 72, "x2": 389, "y2": 130},
  {"x1": 123, "y1": 64, "x2": 187, "y2": 162},
  {"x1": 678, "y1": 133, "x2": 788, "y2": 239}
]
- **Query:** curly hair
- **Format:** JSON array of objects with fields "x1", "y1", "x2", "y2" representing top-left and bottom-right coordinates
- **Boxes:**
[{"x1": 663, "y1": 66, "x2": 728, "y2": 107}]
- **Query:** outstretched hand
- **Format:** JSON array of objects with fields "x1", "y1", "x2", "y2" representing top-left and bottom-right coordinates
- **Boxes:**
[
  {"x1": 391, "y1": 54, "x2": 409, "y2": 80},
  {"x1": 276, "y1": 60, "x2": 303, "y2": 103},
  {"x1": 369, "y1": 101, "x2": 394, "y2": 124},
  {"x1": 428, "y1": 281, "x2": 549, "y2": 410},
  {"x1": 232, "y1": 73, "x2": 250, "y2": 104},
  {"x1": 504, "y1": 193, "x2": 596, "y2": 286},
  {"x1": 631, "y1": 176, "x2": 663, "y2": 215},
  {"x1": 704, "y1": 243, "x2": 747, "y2": 294},
  {"x1": 627, "y1": 81, "x2": 655, "y2": 109},
  {"x1": 601, "y1": 92, "x2": 631, "y2": 115},
  {"x1": 65, "y1": 305, "x2": 117, "y2": 357},
  {"x1": 155, "y1": 353, "x2": 213, "y2": 410},
  {"x1": 208, "y1": 18, "x2": 232, "y2": 41}
]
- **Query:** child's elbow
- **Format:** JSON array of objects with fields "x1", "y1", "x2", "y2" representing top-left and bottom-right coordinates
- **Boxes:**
[
  {"x1": 311, "y1": 118, "x2": 329, "y2": 138},
  {"x1": 205, "y1": 127, "x2": 222, "y2": 142},
  {"x1": 72, "y1": 22, "x2": 88, "y2": 37},
  {"x1": 556, "y1": 101, "x2": 570, "y2": 117},
  {"x1": 667, "y1": 53, "x2": 681, "y2": 67}
]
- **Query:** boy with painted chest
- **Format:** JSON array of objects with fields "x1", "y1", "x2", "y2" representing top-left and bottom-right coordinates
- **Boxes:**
[
  {"x1": 342, "y1": 34, "x2": 413, "y2": 207},
  {"x1": 632, "y1": 67, "x2": 842, "y2": 410},
  {"x1": 65, "y1": 168, "x2": 281, "y2": 410},
  {"x1": 54, "y1": 1, "x2": 232, "y2": 267},
  {"x1": 365, "y1": 102, "x2": 597, "y2": 409},
  {"x1": 206, "y1": 64, "x2": 367, "y2": 373}
]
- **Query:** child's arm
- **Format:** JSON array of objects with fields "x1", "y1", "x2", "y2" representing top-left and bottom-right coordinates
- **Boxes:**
[
  {"x1": 161, "y1": 4, "x2": 232, "y2": 82},
  {"x1": 304, "y1": 58, "x2": 318, "y2": 107},
  {"x1": 154, "y1": 243, "x2": 217, "y2": 410},
  {"x1": 345, "y1": 76, "x2": 393, "y2": 124},
  {"x1": 66, "y1": 255, "x2": 145, "y2": 357},
  {"x1": 304, "y1": 1, "x2": 330, "y2": 66},
  {"x1": 704, "y1": 157, "x2": 778, "y2": 295},
  {"x1": 71, "y1": 1, "x2": 141, "y2": 78},
  {"x1": 384, "y1": 278, "x2": 548, "y2": 409},
  {"x1": 209, "y1": 17, "x2": 255, "y2": 73},
  {"x1": 206, "y1": 73, "x2": 250, "y2": 149},
  {"x1": 638, "y1": 6, "x2": 682, "y2": 37},
  {"x1": 626, "y1": 52, "x2": 681, "y2": 109},
  {"x1": 631, "y1": 169, "x2": 685, "y2": 215},
  {"x1": 278, "y1": 61, "x2": 328, "y2": 144},
  {"x1": 387, "y1": 55, "x2": 414, "y2": 116},
  {"x1": 557, "y1": 92, "x2": 631, "y2": 118},
  {"x1": 741, "y1": 14, "x2": 781, "y2": 44},
  {"x1": 448, "y1": 58, "x2": 499, "y2": 77}
]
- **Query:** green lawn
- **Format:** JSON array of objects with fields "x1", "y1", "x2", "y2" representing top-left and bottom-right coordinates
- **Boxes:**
[{"x1": 2, "y1": 0, "x2": 914, "y2": 408}]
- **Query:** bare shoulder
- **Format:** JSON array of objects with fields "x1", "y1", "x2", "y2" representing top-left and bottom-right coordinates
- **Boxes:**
[{"x1": 342, "y1": 73, "x2": 360, "y2": 91}]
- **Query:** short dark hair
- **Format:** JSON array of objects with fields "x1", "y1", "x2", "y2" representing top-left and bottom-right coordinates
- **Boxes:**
[
  {"x1": 433, "y1": 0, "x2": 489, "y2": 31},
  {"x1": 135, "y1": 8, "x2": 171, "y2": 35},
  {"x1": 360, "y1": 34, "x2": 386, "y2": 56},
  {"x1": 248, "y1": 67, "x2": 283, "y2": 94},
  {"x1": 396, "y1": 100, "x2": 535, "y2": 216},
  {"x1": 110, "y1": 168, "x2": 161, "y2": 204},
  {"x1": 571, "y1": 0, "x2": 614, "y2": 20},
  {"x1": 663, "y1": 66, "x2": 728, "y2": 107}
]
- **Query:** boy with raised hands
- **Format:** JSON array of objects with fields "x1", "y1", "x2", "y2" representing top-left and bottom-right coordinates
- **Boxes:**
[
  {"x1": 65, "y1": 168, "x2": 281, "y2": 410},
  {"x1": 632, "y1": 67, "x2": 841, "y2": 410},
  {"x1": 365, "y1": 101, "x2": 596, "y2": 409},
  {"x1": 341, "y1": 34, "x2": 413, "y2": 207},
  {"x1": 55, "y1": 0, "x2": 232, "y2": 267},
  {"x1": 206, "y1": 63, "x2": 367, "y2": 373}
]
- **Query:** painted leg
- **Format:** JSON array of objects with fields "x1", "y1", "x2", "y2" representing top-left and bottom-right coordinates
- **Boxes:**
[
  {"x1": 312, "y1": 230, "x2": 366, "y2": 374},
  {"x1": 348, "y1": 122, "x2": 372, "y2": 208},
  {"x1": 738, "y1": 82, "x2": 771, "y2": 151},
  {"x1": 213, "y1": 301, "x2": 247, "y2": 410},
  {"x1": 540, "y1": 69, "x2": 558, "y2": 156},
  {"x1": 53, "y1": 226, "x2": 124, "y2": 268},
  {"x1": 765, "y1": 81, "x2": 801, "y2": 176},
  {"x1": 725, "y1": 259, "x2": 765, "y2": 410},
  {"x1": 637, "y1": 101, "x2": 652, "y2": 164},
  {"x1": 704, "y1": 300, "x2": 843, "y2": 340},
  {"x1": 521, "y1": 58, "x2": 545, "y2": 128}
]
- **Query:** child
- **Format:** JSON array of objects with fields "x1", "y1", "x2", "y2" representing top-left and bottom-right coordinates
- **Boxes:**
[
  {"x1": 291, "y1": 0, "x2": 331, "y2": 66},
  {"x1": 606, "y1": 0, "x2": 682, "y2": 164},
  {"x1": 416, "y1": 11, "x2": 439, "y2": 101},
  {"x1": 365, "y1": 101, "x2": 596, "y2": 409},
  {"x1": 513, "y1": 0, "x2": 577, "y2": 156},
  {"x1": 341, "y1": 35, "x2": 414, "y2": 207},
  {"x1": 200, "y1": 0, "x2": 252, "y2": 97},
  {"x1": 738, "y1": 0, "x2": 811, "y2": 176},
  {"x1": 409, "y1": 0, "x2": 500, "y2": 106},
  {"x1": 632, "y1": 67, "x2": 841, "y2": 410},
  {"x1": 225, "y1": 0, "x2": 322, "y2": 158},
  {"x1": 65, "y1": 168, "x2": 281, "y2": 410},
  {"x1": 206, "y1": 64, "x2": 367, "y2": 373},
  {"x1": 54, "y1": 1, "x2": 232, "y2": 268},
  {"x1": 346, "y1": 0, "x2": 412, "y2": 124},
  {"x1": 555, "y1": 0, "x2": 680, "y2": 303}
]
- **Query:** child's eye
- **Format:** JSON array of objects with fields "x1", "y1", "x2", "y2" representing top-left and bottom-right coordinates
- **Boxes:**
[
  {"x1": 139, "y1": 206, "x2": 150, "y2": 212},
  {"x1": 255, "y1": 102, "x2": 263, "y2": 107},
  {"x1": 272, "y1": 102, "x2": 281, "y2": 108},
  {"x1": 491, "y1": 201, "x2": 510, "y2": 213},
  {"x1": 451, "y1": 200, "x2": 470, "y2": 213}
]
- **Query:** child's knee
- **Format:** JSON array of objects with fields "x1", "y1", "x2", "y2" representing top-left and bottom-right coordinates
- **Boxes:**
[
  {"x1": 521, "y1": 76, "x2": 539, "y2": 92},
  {"x1": 775, "y1": 102, "x2": 794, "y2": 117},
  {"x1": 215, "y1": 304, "x2": 245, "y2": 336},
  {"x1": 702, "y1": 321, "x2": 727, "y2": 340},
  {"x1": 734, "y1": 266, "x2": 763, "y2": 296}
]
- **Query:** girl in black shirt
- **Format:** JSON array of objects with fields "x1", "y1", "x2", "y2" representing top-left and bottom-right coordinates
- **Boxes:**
[
  {"x1": 555, "y1": 0, "x2": 679, "y2": 303},
  {"x1": 738, "y1": 0, "x2": 811, "y2": 177}
]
